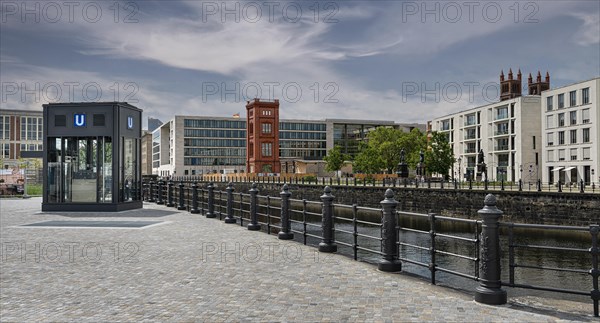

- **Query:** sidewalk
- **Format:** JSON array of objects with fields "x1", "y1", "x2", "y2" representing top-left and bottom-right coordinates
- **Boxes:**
[{"x1": 0, "y1": 198, "x2": 594, "y2": 322}]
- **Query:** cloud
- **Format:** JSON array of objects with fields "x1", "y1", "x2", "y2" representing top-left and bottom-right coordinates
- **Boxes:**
[{"x1": 571, "y1": 12, "x2": 600, "y2": 46}]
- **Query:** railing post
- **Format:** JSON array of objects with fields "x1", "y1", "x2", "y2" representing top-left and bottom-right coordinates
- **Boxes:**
[
  {"x1": 224, "y1": 182, "x2": 236, "y2": 223},
  {"x1": 156, "y1": 180, "x2": 164, "y2": 205},
  {"x1": 148, "y1": 180, "x2": 155, "y2": 202},
  {"x1": 177, "y1": 181, "x2": 186, "y2": 210},
  {"x1": 501, "y1": 179, "x2": 505, "y2": 191},
  {"x1": 190, "y1": 182, "x2": 199, "y2": 214},
  {"x1": 475, "y1": 194, "x2": 507, "y2": 305},
  {"x1": 469, "y1": 178, "x2": 473, "y2": 190},
  {"x1": 206, "y1": 182, "x2": 216, "y2": 218},
  {"x1": 319, "y1": 186, "x2": 337, "y2": 253},
  {"x1": 518, "y1": 179, "x2": 522, "y2": 191},
  {"x1": 278, "y1": 184, "x2": 294, "y2": 240},
  {"x1": 378, "y1": 189, "x2": 402, "y2": 272},
  {"x1": 580, "y1": 180, "x2": 585, "y2": 193},
  {"x1": 558, "y1": 180, "x2": 562, "y2": 193},
  {"x1": 589, "y1": 224, "x2": 600, "y2": 317},
  {"x1": 167, "y1": 180, "x2": 175, "y2": 207},
  {"x1": 537, "y1": 179, "x2": 542, "y2": 192},
  {"x1": 248, "y1": 183, "x2": 260, "y2": 231}
]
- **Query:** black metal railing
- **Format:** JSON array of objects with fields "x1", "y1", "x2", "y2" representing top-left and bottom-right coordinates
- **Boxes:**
[{"x1": 144, "y1": 180, "x2": 600, "y2": 316}]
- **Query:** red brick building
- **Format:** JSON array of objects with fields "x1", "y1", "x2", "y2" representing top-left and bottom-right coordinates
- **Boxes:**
[{"x1": 246, "y1": 99, "x2": 280, "y2": 174}]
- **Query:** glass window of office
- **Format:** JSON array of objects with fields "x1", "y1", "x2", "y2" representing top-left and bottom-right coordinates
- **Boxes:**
[
  {"x1": 546, "y1": 115, "x2": 554, "y2": 128},
  {"x1": 569, "y1": 91, "x2": 577, "y2": 106},
  {"x1": 465, "y1": 114, "x2": 476, "y2": 126},
  {"x1": 570, "y1": 111, "x2": 577, "y2": 125},
  {"x1": 570, "y1": 148, "x2": 577, "y2": 161},
  {"x1": 570, "y1": 129, "x2": 577, "y2": 144},
  {"x1": 547, "y1": 150, "x2": 554, "y2": 162},
  {"x1": 495, "y1": 106, "x2": 508, "y2": 120},
  {"x1": 547, "y1": 133, "x2": 554, "y2": 146},
  {"x1": 261, "y1": 142, "x2": 272, "y2": 157},
  {"x1": 558, "y1": 94, "x2": 564, "y2": 108},
  {"x1": 558, "y1": 149, "x2": 565, "y2": 161},
  {"x1": 0, "y1": 116, "x2": 8, "y2": 139},
  {"x1": 582, "y1": 88, "x2": 590, "y2": 104},
  {"x1": 558, "y1": 113, "x2": 565, "y2": 127},
  {"x1": 558, "y1": 131, "x2": 565, "y2": 145},
  {"x1": 546, "y1": 96, "x2": 553, "y2": 111},
  {"x1": 583, "y1": 147, "x2": 591, "y2": 160},
  {"x1": 261, "y1": 123, "x2": 272, "y2": 134},
  {"x1": 583, "y1": 128, "x2": 590, "y2": 142},
  {"x1": 582, "y1": 109, "x2": 590, "y2": 123},
  {"x1": 120, "y1": 137, "x2": 139, "y2": 202}
]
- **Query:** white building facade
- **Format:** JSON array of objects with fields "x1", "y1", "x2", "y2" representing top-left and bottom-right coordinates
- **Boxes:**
[
  {"x1": 541, "y1": 78, "x2": 600, "y2": 185},
  {"x1": 431, "y1": 96, "x2": 542, "y2": 183}
]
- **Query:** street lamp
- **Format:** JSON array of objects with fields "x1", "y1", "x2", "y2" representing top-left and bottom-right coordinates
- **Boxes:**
[
  {"x1": 396, "y1": 149, "x2": 409, "y2": 185},
  {"x1": 457, "y1": 157, "x2": 462, "y2": 182},
  {"x1": 22, "y1": 160, "x2": 30, "y2": 199}
]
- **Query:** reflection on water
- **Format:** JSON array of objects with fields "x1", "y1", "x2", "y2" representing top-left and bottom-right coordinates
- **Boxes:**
[{"x1": 290, "y1": 218, "x2": 594, "y2": 305}]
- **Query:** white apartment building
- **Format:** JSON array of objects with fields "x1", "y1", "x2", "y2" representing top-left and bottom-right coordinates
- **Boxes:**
[
  {"x1": 431, "y1": 95, "x2": 541, "y2": 183},
  {"x1": 541, "y1": 77, "x2": 600, "y2": 185}
]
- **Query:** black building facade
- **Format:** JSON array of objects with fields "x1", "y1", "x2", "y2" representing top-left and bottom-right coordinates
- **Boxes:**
[{"x1": 42, "y1": 102, "x2": 142, "y2": 211}]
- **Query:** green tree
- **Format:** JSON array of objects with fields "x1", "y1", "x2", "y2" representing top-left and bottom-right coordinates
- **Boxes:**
[
  {"x1": 353, "y1": 144, "x2": 383, "y2": 175},
  {"x1": 425, "y1": 131, "x2": 455, "y2": 179},
  {"x1": 353, "y1": 127, "x2": 427, "y2": 174},
  {"x1": 323, "y1": 146, "x2": 349, "y2": 176}
]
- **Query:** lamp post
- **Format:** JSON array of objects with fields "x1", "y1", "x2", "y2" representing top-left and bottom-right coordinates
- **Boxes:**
[
  {"x1": 457, "y1": 157, "x2": 462, "y2": 182},
  {"x1": 397, "y1": 148, "x2": 409, "y2": 186},
  {"x1": 22, "y1": 160, "x2": 30, "y2": 199}
]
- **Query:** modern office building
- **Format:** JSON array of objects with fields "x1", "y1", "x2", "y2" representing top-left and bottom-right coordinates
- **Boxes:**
[
  {"x1": 141, "y1": 130, "x2": 153, "y2": 176},
  {"x1": 541, "y1": 77, "x2": 600, "y2": 184},
  {"x1": 150, "y1": 112, "x2": 425, "y2": 177},
  {"x1": 148, "y1": 117, "x2": 163, "y2": 132},
  {"x1": 0, "y1": 109, "x2": 43, "y2": 166},
  {"x1": 430, "y1": 70, "x2": 545, "y2": 182}
]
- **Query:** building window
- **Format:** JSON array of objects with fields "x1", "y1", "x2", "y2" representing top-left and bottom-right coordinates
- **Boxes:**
[
  {"x1": 582, "y1": 87, "x2": 590, "y2": 104},
  {"x1": 558, "y1": 113, "x2": 565, "y2": 127},
  {"x1": 583, "y1": 128, "x2": 590, "y2": 143},
  {"x1": 570, "y1": 129, "x2": 577, "y2": 144},
  {"x1": 558, "y1": 131, "x2": 565, "y2": 145},
  {"x1": 570, "y1": 148, "x2": 577, "y2": 161},
  {"x1": 583, "y1": 147, "x2": 591, "y2": 160},
  {"x1": 569, "y1": 91, "x2": 577, "y2": 107},
  {"x1": 570, "y1": 111, "x2": 577, "y2": 125},
  {"x1": 546, "y1": 115, "x2": 554, "y2": 128},
  {"x1": 261, "y1": 142, "x2": 272, "y2": 157},
  {"x1": 261, "y1": 110, "x2": 272, "y2": 116},
  {"x1": 261, "y1": 123, "x2": 272, "y2": 134},
  {"x1": 2, "y1": 143, "x2": 9, "y2": 158},
  {"x1": 441, "y1": 120, "x2": 451, "y2": 131},
  {"x1": 558, "y1": 149, "x2": 565, "y2": 161},
  {"x1": 547, "y1": 150, "x2": 554, "y2": 162},
  {"x1": 558, "y1": 94, "x2": 564, "y2": 108},
  {"x1": 582, "y1": 108, "x2": 590, "y2": 124},
  {"x1": 547, "y1": 132, "x2": 554, "y2": 146},
  {"x1": 465, "y1": 114, "x2": 476, "y2": 126},
  {"x1": 546, "y1": 96, "x2": 553, "y2": 111},
  {"x1": 495, "y1": 107, "x2": 508, "y2": 120}
]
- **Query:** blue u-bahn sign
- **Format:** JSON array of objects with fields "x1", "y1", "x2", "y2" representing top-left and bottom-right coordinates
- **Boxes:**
[
  {"x1": 74, "y1": 113, "x2": 86, "y2": 127},
  {"x1": 127, "y1": 116, "x2": 133, "y2": 129}
]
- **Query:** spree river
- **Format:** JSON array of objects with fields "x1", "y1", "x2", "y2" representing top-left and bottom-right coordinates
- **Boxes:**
[{"x1": 288, "y1": 218, "x2": 594, "y2": 305}]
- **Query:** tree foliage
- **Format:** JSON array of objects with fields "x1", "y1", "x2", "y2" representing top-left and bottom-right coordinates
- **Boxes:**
[
  {"x1": 425, "y1": 131, "x2": 455, "y2": 179},
  {"x1": 353, "y1": 127, "x2": 427, "y2": 174},
  {"x1": 323, "y1": 146, "x2": 349, "y2": 174}
]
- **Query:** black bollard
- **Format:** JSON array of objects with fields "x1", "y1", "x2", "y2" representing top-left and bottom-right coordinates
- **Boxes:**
[
  {"x1": 190, "y1": 182, "x2": 199, "y2": 214},
  {"x1": 319, "y1": 186, "x2": 337, "y2": 253},
  {"x1": 206, "y1": 182, "x2": 216, "y2": 218},
  {"x1": 378, "y1": 189, "x2": 402, "y2": 272},
  {"x1": 278, "y1": 184, "x2": 294, "y2": 240},
  {"x1": 224, "y1": 182, "x2": 236, "y2": 223},
  {"x1": 474, "y1": 194, "x2": 507, "y2": 305},
  {"x1": 177, "y1": 181, "x2": 186, "y2": 210},
  {"x1": 167, "y1": 180, "x2": 175, "y2": 207},
  {"x1": 248, "y1": 183, "x2": 260, "y2": 231}
]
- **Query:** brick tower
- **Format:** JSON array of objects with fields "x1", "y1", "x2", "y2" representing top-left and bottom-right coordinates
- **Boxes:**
[
  {"x1": 500, "y1": 68, "x2": 522, "y2": 101},
  {"x1": 246, "y1": 99, "x2": 280, "y2": 174},
  {"x1": 528, "y1": 71, "x2": 550, "y2": 95}
]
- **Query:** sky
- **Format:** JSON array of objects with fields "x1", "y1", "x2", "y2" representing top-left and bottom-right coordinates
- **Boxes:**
[{"x1": 1, "y1": 0, "x2": 599, "y2": 128}]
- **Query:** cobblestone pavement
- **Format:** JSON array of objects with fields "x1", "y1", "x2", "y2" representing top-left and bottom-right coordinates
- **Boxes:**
[{"x1": 0, "y1": 198, "x2": 595, "y2": 322}]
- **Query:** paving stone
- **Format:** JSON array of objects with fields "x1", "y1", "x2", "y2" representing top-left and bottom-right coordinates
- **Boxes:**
[{"x1": 0, "y1": 198, "x2": 593, "y2": 322}]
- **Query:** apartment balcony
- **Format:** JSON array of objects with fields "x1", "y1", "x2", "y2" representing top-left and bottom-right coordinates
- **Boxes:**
[
  {"x1": 464, "y1": 149, "x2": 477, "y2": 154},
  {"x1": 494, "y1": 145, "x2": 509, "y2": 151},
  {"x1": 494, "y1": 113, "x2": 509, "y2": 121},
  {"x1": 494, "y1": 130, "x2": 509, "y2": 136}
]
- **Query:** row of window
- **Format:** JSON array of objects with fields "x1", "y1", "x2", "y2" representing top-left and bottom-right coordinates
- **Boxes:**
[
  {"x1": 280, "y1": 141, "x2": 326, "y2": 149},
  {"x1": 546, "y1": 87, "x2": 590, "y2": 111},
  {"x1": 546, "y1": 128, "x2": 591, "y2": 146},
  {"x1": 546, "y1": 109, "x2": 591, "y2": 128},
  {"x1": 280, "y1": 132, "x2": 327, "y2": 140},
  {"x1": 21, "y1": 117, "x2": 43, "y2": 141},
  {"x1": 547, "y1": 147, "x2": 592, "y2": 162},
  {"x1": 184, "y1": 157, "x2": 246, "y2": 166},
  {"x1": 183, "y1": 119, "x2": 246, "y2": 129},
  {"x1": 184, "y1": 148, "x2": 246, "y2": 157},
  {"x1": 280, "y1": 149, "x2": 326, "y2": 158},
  {"x1": 183, "y1": 139, "x2": 246, "y2": 147},
  {"x1": 184, "y1": 129, "x2": 246, "y2": 138}
]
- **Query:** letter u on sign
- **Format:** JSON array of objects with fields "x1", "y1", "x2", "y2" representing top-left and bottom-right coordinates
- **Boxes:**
[
  {"x1": 74, "y1": 114, "x2": 86, "y2": 127},
  {"x1": 127, "y1": 116, "x2": 133, "y2": 129}
]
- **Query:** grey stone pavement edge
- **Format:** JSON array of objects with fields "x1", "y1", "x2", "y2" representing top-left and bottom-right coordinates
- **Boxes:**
[{"x1": 0, "y1": 198, "x2": 595, "y2": 322}]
